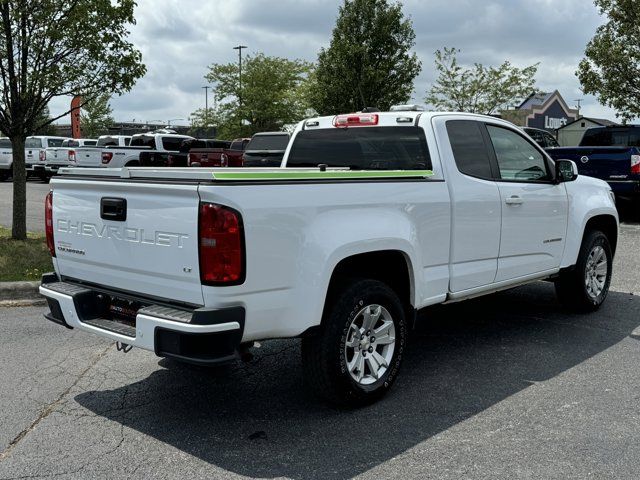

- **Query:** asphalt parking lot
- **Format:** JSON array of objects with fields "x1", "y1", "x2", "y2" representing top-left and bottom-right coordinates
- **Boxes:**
[
  {"x1": 1, "y1": 181, "x2": 640, "y2": 479},
  {"x1": 0, "y1": 179, "x2": 50, "y2": 232}
]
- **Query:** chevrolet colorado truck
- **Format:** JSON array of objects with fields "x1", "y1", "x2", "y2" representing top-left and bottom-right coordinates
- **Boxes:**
[
  {"x1": 40, "y1": 111, "x2": 618, "y2": 406},
  {"x1": 546, "y1": 125, "x2": 640, "y2": 200}
]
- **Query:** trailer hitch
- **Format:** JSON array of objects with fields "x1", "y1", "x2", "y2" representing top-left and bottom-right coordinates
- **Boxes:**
[{"x1": 116, "y1": 342, "x2": 132, "y2": 353}]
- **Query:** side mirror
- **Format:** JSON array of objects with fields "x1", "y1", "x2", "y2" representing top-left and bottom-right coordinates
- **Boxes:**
[{"x1": 555, "y1": 159, "x2": 578, "y2": 183}]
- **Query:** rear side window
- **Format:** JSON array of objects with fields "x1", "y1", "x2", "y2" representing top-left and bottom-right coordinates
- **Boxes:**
[
  {"x1": 47, "y1": 138, "x2": 64, "y2": 147},
  {"x1": 130, "y1": 135, "x2": 155, "y2": 148},
  {"x1": 286, "y1": 127, "x2": 431, "y2": 170},
  {"x1": 98, "y1": 137, "x2": 118, "y2": 147},
  {"x1": 25, "y1": 138, "x2": 41, "y2": 148},
  {"x1": 446, "y1": 120, "x2": 493, "y2": 179},
  {"x1": 161, "y1": 136, "x2": 186, "y2": 151},
  {"x1": 246, "y1": 134, "x2": 290, "y2": 151},
  {"x1": 84, "y1": 140, "x2": 97, "y2": 146},
  {"x1": 0, "y1": 139, "x2": 12, "y2": 148}
]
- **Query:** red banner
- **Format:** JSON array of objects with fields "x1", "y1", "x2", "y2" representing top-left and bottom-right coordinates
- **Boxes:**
[{"x1": 71, "y1": 95, "x2": 82, "y2": 138}]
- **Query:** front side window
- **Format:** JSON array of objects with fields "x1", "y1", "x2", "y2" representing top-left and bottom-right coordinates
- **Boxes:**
[{"x1": 486, "y1": 125, "x2": 549, "y2": 182}]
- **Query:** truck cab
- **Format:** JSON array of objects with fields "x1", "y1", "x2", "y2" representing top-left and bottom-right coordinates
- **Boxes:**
[{"x1": 25, "y1": 136, "x2": 69, "y2": 179}]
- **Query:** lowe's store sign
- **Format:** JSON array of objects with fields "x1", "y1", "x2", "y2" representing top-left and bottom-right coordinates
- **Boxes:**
[
  {"x1": 519, "y1": 91, "x2": 579, "y2": 133},
  {"x1": 527, "y1": 99, "x2": 576, "y2": 132}
]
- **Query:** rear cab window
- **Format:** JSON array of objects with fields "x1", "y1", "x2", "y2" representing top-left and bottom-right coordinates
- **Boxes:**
[
  {"x1": 130, "y1": 135, "x2": 155, "y2": 149},
  {"x1": 0, "y1": 139, "x2": 12, "y2": 149},
  {"x1": 25, "y1": 138, "x2": 43, "y2": 149},
  {"x1": 97, "y1": 137, "x2": 120, "y2": 147},
  {"x1": 161, "y1": 136, "x2": 187, "y2": 151},
  {"x1": 286, "y1": 127, "x2": 431, "y2": 170},
  {"x1": 47, "y1": 138, "x2": 64, "y2": 148}
]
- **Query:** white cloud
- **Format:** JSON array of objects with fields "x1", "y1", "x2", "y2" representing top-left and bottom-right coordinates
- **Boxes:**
[{"x1": 49, "y1": 0, "x2": 618, "y2": 125}]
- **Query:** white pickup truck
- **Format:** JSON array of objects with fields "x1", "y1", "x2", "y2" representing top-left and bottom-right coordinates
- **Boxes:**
[
  {"x1": 0, "y1": 138, "x2": 13, "y2": 181},
  {"x1": 44, "y1": 138, "x2": 97, "y2": 177},
  {"x1": 40, "y1": 111, "x2": 618, "y2": 406},
  {"x1": 73, "y1": 135, "x2": 132, "y2": 168},
  {"x1": 25, "y1": 136, "x2": 69, "y2": 179}
]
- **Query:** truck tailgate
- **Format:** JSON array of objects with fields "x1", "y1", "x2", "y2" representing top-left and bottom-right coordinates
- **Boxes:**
[{"x1": 51, "y1": 179, "x2": 204, "y2": 306}]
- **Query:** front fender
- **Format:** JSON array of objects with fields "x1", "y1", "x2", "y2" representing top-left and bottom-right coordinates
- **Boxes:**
[{"x1": 561, "y1": 176, "x2": 619, "y2": 268}]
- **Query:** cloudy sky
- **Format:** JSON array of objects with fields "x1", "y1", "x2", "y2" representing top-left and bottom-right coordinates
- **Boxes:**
[{"x1": 50, "y1": 0, "x2": 615, "y2": 126}]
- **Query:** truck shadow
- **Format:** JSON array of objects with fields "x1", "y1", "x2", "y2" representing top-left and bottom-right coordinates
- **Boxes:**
[{"x1": 75, "y1": 283, "x2": 640, "y2": 479}]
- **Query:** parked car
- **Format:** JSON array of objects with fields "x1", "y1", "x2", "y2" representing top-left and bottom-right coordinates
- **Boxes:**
[
  {"x1": 44, "y1": 138, "x2": 98, "y2": 177},
  {"x1": 41, "y1": 111, "x2": 618, "y2": 406},
  {"x1": 546, "y1": 125, "x2": 640, "y2": 200},
  {"x1": 523, "y1": 127, "x2": 560, "y2": 148},
  {"x1": 188, "y1": 137, "x2": 250, "y2": 167},
  {"x1": 142, "y1": 139, "x2": 231, "y2": 168},
  {"x1": 0, "y1": 138, "x2": 13, "y2": 181},
  {"x1": 242, "y1": 132, "x2": 290, "y2": 167},
  {"x1": 24, "y1": 136, "x2": 69, "y2": 180}
]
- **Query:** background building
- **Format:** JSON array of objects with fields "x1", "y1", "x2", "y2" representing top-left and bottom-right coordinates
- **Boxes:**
[
  {"x1": 501, "y1": 91, "x2": 580, "y2": 133},
  {"x1": 556, "y1": 117, "x2": 619, "y2": 146}
]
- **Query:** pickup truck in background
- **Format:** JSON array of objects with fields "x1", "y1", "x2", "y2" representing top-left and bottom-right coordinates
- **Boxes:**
[
  {"x1": 44, "y1": 138, "x2": 97, "y2": 177},
  {"x1": 0, "y1": 138, "x2": 13, "y2": 181},
  {"x1": 141, "y1": 139, "x2": 229, "y2": 168},
  {"x1": 188, "y1": 137, "x2": 249, "y2": 167},
  {"x1": 25, "y1": 136, "x2": 68, "y2": 179},
  {"x1": 546, "y1": 125, "x2": 640, "y2": 200},
  {"x1": 41, "y1": 111, "x2": 618, "y2": 406},
  {"x1": 119, "y1": 132, "x2": 194, "y2": 168},
  {"x1": 242, "y1": 131, "x2": 290, "y2": 167},
  {"x1": 73, "y1": 135, "x2": 132, "y2": 168}
]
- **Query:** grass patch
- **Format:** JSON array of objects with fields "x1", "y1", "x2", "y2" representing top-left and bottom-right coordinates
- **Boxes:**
[{"x1": 0, "y1": 227, "x2": 53, "y2": 282}]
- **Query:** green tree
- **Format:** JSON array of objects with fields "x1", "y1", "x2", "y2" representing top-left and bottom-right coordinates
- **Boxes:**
[
  {"x1": 33, "y1": 107, "x2": 57, "y2": 136},
  {"x1": 310, "y1": 0, "x2": 421, "y2": 115},
  {"x1": 188, "y1": 107, "x2": 220, "y2": 137},
  {"x1": 205, "y1": 53, "x2": 313, "y2": 138},
  {"x1": 0, "y1": 0, "x2": 146, "y2": 240},
  {"x1": 425, "y1": 47, "x2": 539, "y2": 115},
  {"x1": 577, "y1": 0, "x2": 640, "y2": 122},
  {"x1": 80, "y1": 94, "x2": 115, "y2": 138}
]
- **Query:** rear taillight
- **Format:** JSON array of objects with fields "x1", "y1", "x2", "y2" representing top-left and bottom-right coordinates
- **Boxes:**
[
  {"x1": 632, "y1": 155, "x2": 640, "y2": 175},
  {"x1": 39, "y1": 150, "x2": 46, "y2": 162},
  {"x1": 333, "y1": 113, "x2": 379, "y2": 128},
  {"x1": 45, "y1": 191, "x2": 55, "y2": 257},
  {"x1": 199, "y1": 203, "x2": 244, "y2": 285},
  {"x1": 102, "y1": 152, "x2": 113, "y2": 164},
  {"x1": 68, "y1": 150, "x2": 76, "y2": 163}
]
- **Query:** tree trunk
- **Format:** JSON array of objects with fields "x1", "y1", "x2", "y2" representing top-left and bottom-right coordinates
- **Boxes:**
[{"x1": 10, "y1": 135, "x2": 27, "y2": 240}]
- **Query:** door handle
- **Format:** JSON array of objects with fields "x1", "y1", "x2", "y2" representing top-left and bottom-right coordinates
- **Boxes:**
[{"x1": 505, "y1": 196, "x2": 524, "y2": 205}]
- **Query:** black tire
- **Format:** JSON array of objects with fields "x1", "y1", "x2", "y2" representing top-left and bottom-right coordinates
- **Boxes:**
[
  {"x1": 555, "y1": 230, "x2": 612, "y2": 312},
  {"x1": 301, "y1": 278, "x2": 408, "y2": 407}
]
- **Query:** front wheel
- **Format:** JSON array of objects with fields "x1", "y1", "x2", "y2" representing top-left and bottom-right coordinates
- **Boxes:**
[
  {"x1": 555, "y1": 230, "x2": 612, "y2": 312},
  {"x1": 301, "y1": 278, "x2": 407, "y2": 407}
]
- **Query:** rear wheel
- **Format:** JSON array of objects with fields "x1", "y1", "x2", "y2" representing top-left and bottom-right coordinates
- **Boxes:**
[
  {"x1": 301, "y1": 278, "x2": 407, "y2": 407},
  {"x1": 555, "y1": 230, "x2": 612, "y2": 312}
]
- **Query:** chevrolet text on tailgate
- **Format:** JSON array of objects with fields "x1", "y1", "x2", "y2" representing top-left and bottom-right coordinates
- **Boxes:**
[{"x1": 40, "y1": 111, "x2": 618, "y2": 406}]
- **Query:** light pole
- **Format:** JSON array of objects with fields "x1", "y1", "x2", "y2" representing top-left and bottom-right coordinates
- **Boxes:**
[
  {"x1": 202, "y1": 86, "x2": 210, "y2": 126},
  {"x1": 233, "y1": 45, "x2": 248, "y2": 126}
]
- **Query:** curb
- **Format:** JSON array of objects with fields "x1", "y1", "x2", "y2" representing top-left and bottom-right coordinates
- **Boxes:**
[{"x1": 0, "y1": 281, "x2": 41, "y2": 302}]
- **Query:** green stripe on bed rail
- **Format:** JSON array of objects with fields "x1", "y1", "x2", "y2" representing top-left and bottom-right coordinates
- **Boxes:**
[{"x1": 211, "y1": 170, "x2": 434, "y2": 181}]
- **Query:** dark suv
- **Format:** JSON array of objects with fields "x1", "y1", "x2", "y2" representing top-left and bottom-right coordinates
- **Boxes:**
[{"x1": 242, "y1": 132, "x2": 291, "y2": 167}]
